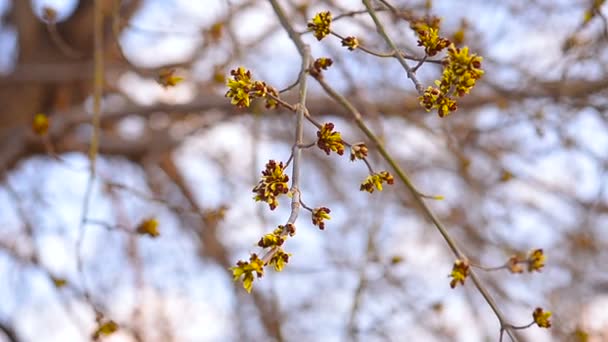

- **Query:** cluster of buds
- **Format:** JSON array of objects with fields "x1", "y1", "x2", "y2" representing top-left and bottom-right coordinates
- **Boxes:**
[
  {"x1": 310, "y1": 57, "x2": 333, "y2": 78},
  {"x1": 442, "y1": 45, "x2": 484, "y2": 96},
  {"x1": 311, "y1": 207, "x2": 331, "y2": 230},
  {"x1": 258, "y1": 230, "x2": 285, "y2": 249},
  {"x1": 411, "y1": 17, "x2": 451, "y2": 56},
  {"x1": 230, "y1": 254, "x2": 265, "y2": 293},
  {"x1": 258, "y1": 224, "x2": 295, "y2": 248},
  {"x1": 527, "y1": 248, "x2": 546, "y2": 272},
  {"x1": 420, "y1": 86, "x2": 457, "y2": 117},
  {"x1": 252, "y1": 160, "x2": 290, "y2": 210},
  {"x1": 410, "y1": 16, "x2": 483, "y2": 118},
  {"x1": 225, "y1": 67, "x2": 279, "y2": 109},
  {"x1": 420, "y1": 44, "x2": 484, "y2": 117},
  {"x1": 360, "y1": 171, "x2": 395, "y2": 193},
  {"x1": 269, "y1": 248, "x2": 291, "y2": 272},
  {"x1": 350, "y1": 143, "x2": 368, "y2": 161},
  {"x1": 506, "y1": 248, "x2": 546, "y2": 273},
  {"x1": 341, "y1": 36, "x2": 359, "y2": 51},
  {"x1": 317, "y1": 122, "x2": 345, "y2": 155},
  {"x1": 262, "y1": 225, "x2": 295, "y2": 271},
  {"x1": 449, "y1": 259, "x2": 470, "y2": 288},
  {"x1": 533, "y1": 307, "x2": 552, "y2": 328},
  {"x1": 308, "y1": 11, "x2": 332, "y2": 41},
  {"x1": 233, "y1": 224, "x2": 296, "y2": 292}
]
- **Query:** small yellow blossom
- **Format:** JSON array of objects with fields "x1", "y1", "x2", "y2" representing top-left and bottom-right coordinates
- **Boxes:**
[
  {"x1": 411, "y1": 18, "x2": 450, "y2": 56},
  {"x1": 445, "y1": 45, "x2": 484, "y2": 96},
  {"x1": 452, "y1": 19, "x2": 468, "y2": 45},
  {"x1": 136, "y1": 218, "x2": 160, "y2": 238},
  {"x1": 225, "y1": 67, "x2": 279, "y2": 109},
  {"x1": 360, "y1": 171, "x2": 395, "y2": 193},
  {"x1": 573, "y1": 328, "x2": 589, "y2": 341},
  {"x1": 419, "y1": 43, "x2": 483, "y2": 118},
  {"x1": 314, "y1": 57, "x2": 333, "y2": 71},
  {"x1": 310, "y1": 57, "x2": 333, "y2": 78},
  {"x1": 157, "y1": 68, "x2": 184, "y2": 88},
  {"x1": 527, "y1": 249, "x2": 546, "y2": 272},
  {"x1": 500, "y1": 170, "x2": 514, "y2": 182},
  {"x1": 308, "y1": 11, "x2": 332, "y2": 41},
  {"x1": 533, "y1": 307, "x2": 552, "y2": 328},
  {"x1": 341, "y1": 36, "x2": 359, "y2": 51},
  {"x1": 583, "y1": 0, "x2": 606, "y2": 24},
  {"x1": 231, "y1": 254, "x2": 265, "y2": 293},
  {"x1": 312, "y1": 207, "x2": 331, "y2": 230},
  {"x1": 213, "y1": 70, "x2": 225, "y2": 84},
  {"x1": 269, "y1": 248, "x2": 291, "y2": 272},
  {"x1": 252, "y1": 160, "x2": 290, "y2": 210},
  {"x1": 225, "y1": 67, "x2": 253, "y2": 108},
  {"x1": 317, "y1": 123, "x2": 344, "y2": 156},
  {"x1": 449, "y1": 259, "x2": 470, "y2": 288},
  {"x1": 419, "y1": 86, "x2": 457, "y2": 118},
  {"x1": 92, "y1": 320, "x2": 119, "y2": 340},
  {"x1": 390, "y1": 255, "x2": 404, "y2": 265},
  {"x1": 51, "y1": 276, "x2": 67, "y2": 288},
  {"x1": 32, "y1": 113, "x2": 50, "y2": 136},
  {"x1": 208, "y1": 22, "x2": 223, "y2": 41},
  {"x1": 258, "y1": 230, "x2": 285, "y2": 248}
]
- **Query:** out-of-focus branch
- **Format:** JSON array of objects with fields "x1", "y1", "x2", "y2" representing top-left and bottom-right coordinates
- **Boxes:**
[
  {"x1": 0, "y1": 321, "x2": 20, "y2": 342},
  {"x1": 75, "y1": 0, "x2": 105, "y2": 317},
  {"x1": 363, "y1": 0, "x2": 424, "y2": 94}
]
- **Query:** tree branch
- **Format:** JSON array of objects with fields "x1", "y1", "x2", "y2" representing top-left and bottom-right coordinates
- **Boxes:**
[{"x1": 0, "y1": 321, "x2": 20, "y2": 342}]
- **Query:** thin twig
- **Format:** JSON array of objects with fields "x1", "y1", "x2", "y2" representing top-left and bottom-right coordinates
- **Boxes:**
[
  {"x1": 105, "y1": 181, "x2": 207, "y2": 218},
  {"x1": 471, "y1": 263, "x2": 509, "y2": 272},
  {"x1": 84, "y1": 218, "x2": 132, "y2": 234},
  {"x1": 264, "y1": 0, "x2": 311, "y2": 264},
  {"x1": 508, "y1": 322, "x2": 535, "y2": 330},
  {"x1": 330, "y1": 31, "x2": 440, "y2": 63},
  {"x1": 363, "y1": 0, "x2": 424, "y2": 94},
  {"x1": 279, "y1": 76, "x2": 301, "y2": 93},
  {"x1": 298, "y1": 198, "x2": 313, "y2": 212},
  {"x1": 412, "y1": 55, "x2": 428, "y2": 72},
  {"x1": 333, "y1": 7, "x2": 388, "y2": 21}
]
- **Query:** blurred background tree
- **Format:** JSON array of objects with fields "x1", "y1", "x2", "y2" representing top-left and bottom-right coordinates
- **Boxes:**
[{"x1": 1, "y1": 0, "x2": 607, "y2": 341}]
